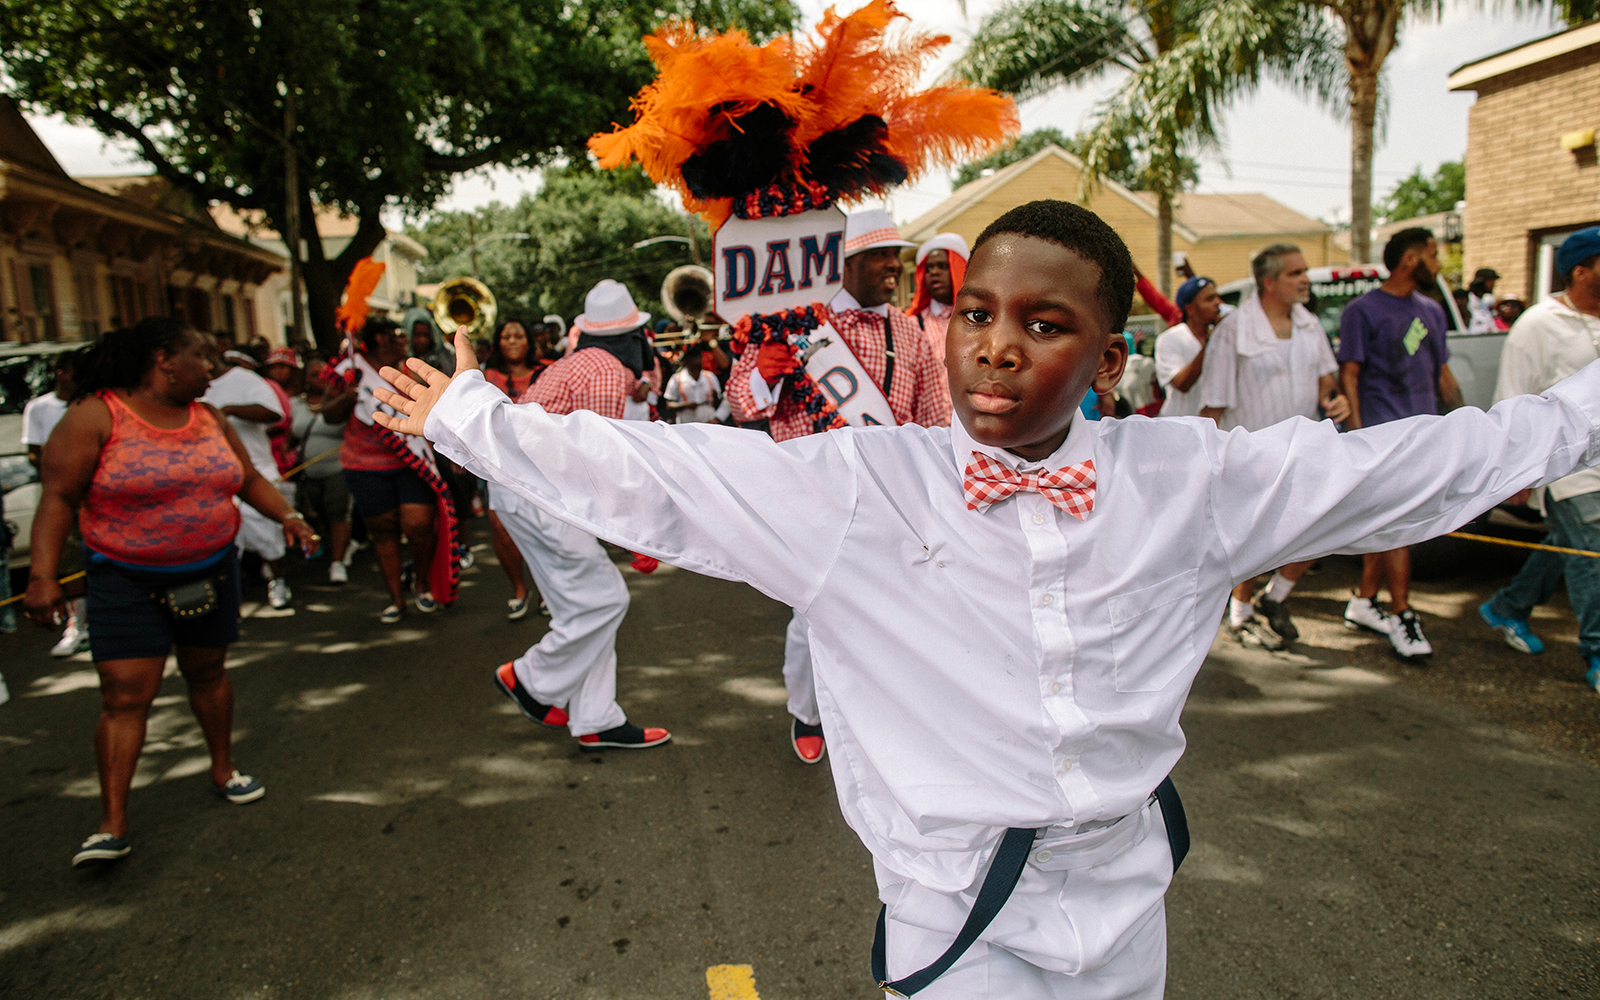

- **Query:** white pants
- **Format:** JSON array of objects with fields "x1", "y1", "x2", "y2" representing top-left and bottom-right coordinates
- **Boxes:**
[
  {"x1": 877, "y1": 799, "x2": 1173, "y2": 1000},
  {"x1": 491, "y1": 486, "x2": 628, "y2": 737},
  {"x1": 235, "y1": 486, "x2": 290, "y2": 563},
  {"x1": 783, "y1": 609, "x2": 820, "y2": 726}
]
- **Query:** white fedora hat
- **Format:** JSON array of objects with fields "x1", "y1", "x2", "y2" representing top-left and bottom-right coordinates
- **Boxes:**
[
  {"x1": 843, "y1": 209, "x2": 916, "y2": 258},
  {"x1": 574, "y1": 279, "x2": 651, "y2": 336}
]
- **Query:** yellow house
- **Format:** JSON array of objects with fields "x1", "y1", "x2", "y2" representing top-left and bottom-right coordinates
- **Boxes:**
[{"x1": 900, "y1": 144, "x2": 1344, "y2": 305}]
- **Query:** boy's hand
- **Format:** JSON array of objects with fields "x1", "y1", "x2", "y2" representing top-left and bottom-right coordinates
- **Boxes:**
[
  {"x1": 374, "y1": 330, "x2": 479, "y2": 437},
  {"x1": 1322, "y1": 392, "x2": 1351, "y2": 424}
]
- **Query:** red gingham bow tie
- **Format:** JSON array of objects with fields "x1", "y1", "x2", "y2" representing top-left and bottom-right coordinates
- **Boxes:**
[{"x1": 963, "y1": 453, "x2": 1096, "y2": 519}]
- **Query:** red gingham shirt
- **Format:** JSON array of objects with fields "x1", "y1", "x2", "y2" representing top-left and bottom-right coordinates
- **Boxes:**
[
  {"x1": 519, "y1": 347, "x2": 634, "y2": 419},
  {"x1": 727, "y1": 304, "x2": 951, "y2": 442}
]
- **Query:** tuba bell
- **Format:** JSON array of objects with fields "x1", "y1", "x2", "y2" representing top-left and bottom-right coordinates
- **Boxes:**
[
  {"x1": 432, "y1": 276, "x2": 498, "y2": 339},
  {"x1": 661, "y1": 265, "x2": 714, "y2": 323}
]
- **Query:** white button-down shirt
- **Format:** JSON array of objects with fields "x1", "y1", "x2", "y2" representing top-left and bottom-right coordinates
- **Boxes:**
[{"x1": 426, "y1": 364, "x2": 1600, "y2": 892}]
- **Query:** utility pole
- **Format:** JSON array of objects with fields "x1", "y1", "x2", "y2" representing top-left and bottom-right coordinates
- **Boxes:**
[
  {"x1": 468, "y1": 216, "x2": 481, "y2": 278},
  {"x1": 283, "y1": 86, "x2": 307, "y2": 346}
]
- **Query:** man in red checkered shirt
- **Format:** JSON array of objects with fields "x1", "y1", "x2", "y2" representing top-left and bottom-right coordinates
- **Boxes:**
[
  {"x1": 489, "y1": 280, "x2": 672, "y2": 751},
  {"x1": 727, "y1": 210, "x2": 952, "y2": 765}
]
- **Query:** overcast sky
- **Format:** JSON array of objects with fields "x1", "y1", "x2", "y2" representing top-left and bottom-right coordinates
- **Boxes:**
[{"x1": 26, "y1": 1, "x2": 1565, "y2": 227}]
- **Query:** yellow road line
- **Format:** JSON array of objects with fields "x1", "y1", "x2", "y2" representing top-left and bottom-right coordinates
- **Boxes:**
[{"x1": 706, "y1": 963, "x2": 761, "y2": 1000}]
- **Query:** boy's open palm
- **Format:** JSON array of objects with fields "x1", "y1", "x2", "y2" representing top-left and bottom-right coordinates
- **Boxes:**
[{"x1": 373, "y1": 330, "x2": 479, "y2": 437}]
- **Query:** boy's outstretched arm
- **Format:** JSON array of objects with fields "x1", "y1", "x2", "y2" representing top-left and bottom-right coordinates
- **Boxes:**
[
  {"x1": 375, "y1": 332, "x2": 857, "y2": 612},
  {"x1": 1206, "y1": 360, "x2": 1600, "y2": 583}
]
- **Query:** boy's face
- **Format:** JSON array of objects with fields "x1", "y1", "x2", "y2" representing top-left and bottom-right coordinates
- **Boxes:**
[{"x1": 948, "y1": 234, "x2": 1127, "y2": 462}]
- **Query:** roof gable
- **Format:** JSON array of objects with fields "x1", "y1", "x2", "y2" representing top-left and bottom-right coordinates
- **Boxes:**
[{"x1": 0, "y1": 97, "x2": 70, "y2": 178}]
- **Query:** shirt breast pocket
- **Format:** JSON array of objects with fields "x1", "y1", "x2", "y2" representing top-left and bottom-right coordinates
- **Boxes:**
[{"x1": 1107, "y1": 569, "x2": 1199, "y2": 693}]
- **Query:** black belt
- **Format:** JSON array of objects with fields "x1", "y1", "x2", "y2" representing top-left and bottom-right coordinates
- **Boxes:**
[{"x1": 871, "y1": 775, "x2": 1189, "y2": 997}]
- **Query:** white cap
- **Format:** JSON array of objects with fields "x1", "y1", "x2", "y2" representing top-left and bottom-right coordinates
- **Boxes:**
[
  {"x1": 915, "y1": 232, "x2": 970, "y2": 266},
  {"x1": 573, "y1": 279, "x2": 650, "y2": 336},
  {"x1": 843, "y1": 209, "x2": 915, "y2": 258}
]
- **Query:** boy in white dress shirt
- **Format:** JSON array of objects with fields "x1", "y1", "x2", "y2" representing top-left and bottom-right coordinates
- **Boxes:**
[{"x1": 374, "y1": 201, "x2": 1600, "y2": 999}]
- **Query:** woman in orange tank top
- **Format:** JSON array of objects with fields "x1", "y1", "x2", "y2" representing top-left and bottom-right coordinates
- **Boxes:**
[{"x1": 24, "y1": 318, "x2": 317, "y2": 869}]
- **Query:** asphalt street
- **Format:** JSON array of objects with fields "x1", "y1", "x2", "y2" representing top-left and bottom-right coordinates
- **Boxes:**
[{"x1": 2, "y1": 524, "x2": 1597, "y2": 999}]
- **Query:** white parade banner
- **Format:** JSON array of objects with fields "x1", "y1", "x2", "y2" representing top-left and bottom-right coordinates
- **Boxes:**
[
  {"x1": 794, "y1": 321, "x2": 896, "y2": 428},
  {"x1": 712, "y1": 205, "x2": 846, "y2": 321}
]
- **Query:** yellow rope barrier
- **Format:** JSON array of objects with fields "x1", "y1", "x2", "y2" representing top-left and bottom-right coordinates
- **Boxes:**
[
  {"x1": 1446, "y1": 531, "x2": 1600, "y2": 558},
  {"x1": 1, "y1": 570, "x2": 87, "y2": 608}
]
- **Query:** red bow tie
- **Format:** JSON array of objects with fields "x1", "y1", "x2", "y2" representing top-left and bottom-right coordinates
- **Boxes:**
[{"x1": 963, "y1": 453, "x2": 1096, "y2": 519}]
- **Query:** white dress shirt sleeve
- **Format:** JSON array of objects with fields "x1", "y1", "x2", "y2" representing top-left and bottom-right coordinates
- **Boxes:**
[
  {"x1": 745, "y1": 367, "x2": 779, "y2": 410},
  {"x1": 1152, "y1": 329, "x2": 1191, "y2": 389},
  {"x1": 1208, "y1": 360, "x2": 1600, "y2": 581},
  {"x1": 1493, "y1": 319, "x2": 1545, "y2": 403},
  {"x1": 424, "y1": 371, "x2": 858, "y2": 610}
]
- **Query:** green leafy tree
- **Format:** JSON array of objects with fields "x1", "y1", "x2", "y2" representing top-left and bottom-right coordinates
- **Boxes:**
[
  {"x1": 959, "y1": 0, "x2": 1341, "y2": 293},
  {"x1": 953, "y1": 127, "x2": 1198, "y2": 192},
  {"x1": 0, "y1": 0, "x2": 795, "y2": 350},
  {"x1": 409, "y1": 165, "x2": 709, "y2": 325},
  {"x1": 1376, "y1": 160, "x2": 1464, "y2": 224}
]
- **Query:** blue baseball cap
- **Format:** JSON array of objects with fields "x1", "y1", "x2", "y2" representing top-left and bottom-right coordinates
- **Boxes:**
[
  {"x1": 1557, "y1": 227, "x2": 1600, "y2": 278},
  {"x1": 1174, "y1": 276, "x2": 1215, "y2": 311}
]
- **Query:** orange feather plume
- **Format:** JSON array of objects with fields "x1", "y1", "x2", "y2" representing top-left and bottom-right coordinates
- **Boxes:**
[
  {"x1": 586, "y1": 0, "x2": 1018, "y2": 225},
  {"x1": 335, "y1": 257, "x2": 385, "y2": 334}
]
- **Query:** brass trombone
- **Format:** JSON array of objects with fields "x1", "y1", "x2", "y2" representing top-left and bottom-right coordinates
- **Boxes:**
[{"x1": 432, "y1": 276, "x2": 497, "y2": 339}]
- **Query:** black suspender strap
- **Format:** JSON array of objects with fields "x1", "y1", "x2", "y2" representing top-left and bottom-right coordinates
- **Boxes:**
[
  {"x1": 869, "y1": 777, "x2": 1190, "y2": 997},
  {"x1": 1153, "y1": 775, "x2": 1189, "y2": 870},
  {"x1": 871, "y1": 826, "x2": 1039, "y2": 997},
  {"x1": 881, "y1": 311, "x2": 896, "y2": 398}
]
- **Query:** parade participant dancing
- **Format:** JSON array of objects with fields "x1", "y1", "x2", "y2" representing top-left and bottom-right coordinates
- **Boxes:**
[
  {"x1": 379, "y1": 197, "x2": 1600, "y2": 1000},
  {"x1": 728, "y1": 209, "x2": 951, "y2": 763},
  {"x1": 906, "y1": 232, "x2": 969, "y2": 364},
  {"x1": 26, "y1": 319, "x2": 315, "y2": 867},
  {"x1": 490, "y1": 279, "x2": 671, "y2": 751},
  {"x1": 322, "y1": 260, "x2": 459, "y2": 623}
]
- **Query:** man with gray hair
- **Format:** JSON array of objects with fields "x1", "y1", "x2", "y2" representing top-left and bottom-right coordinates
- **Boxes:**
[{"x1": 1198, "y1": 243, "x2": 1351, "y2": 649}]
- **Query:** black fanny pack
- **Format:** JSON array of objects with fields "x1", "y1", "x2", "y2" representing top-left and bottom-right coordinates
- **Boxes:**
[
  {"x1": 157, "y1": 577, "x2": 221, "y2": 620},
  {"x1": 871, "y1": 775, "x2": 1189, "y2": 997}
]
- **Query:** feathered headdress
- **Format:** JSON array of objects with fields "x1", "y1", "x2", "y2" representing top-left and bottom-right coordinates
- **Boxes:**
[
  {"x1": 335, "y1": 258, "x2": 386, "y2": 335},
  {"x1": 588, "y1": 0, "x2": 1018, "y2": 228}
]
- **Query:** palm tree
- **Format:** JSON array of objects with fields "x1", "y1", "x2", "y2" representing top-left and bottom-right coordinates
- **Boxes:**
[{"x1": 958, "y1": 0, "x2": 1342, "y2": 292}]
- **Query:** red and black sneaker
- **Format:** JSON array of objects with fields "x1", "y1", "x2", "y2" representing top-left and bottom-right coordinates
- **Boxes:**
[
  {"x1": 577, "y1": 723, "x2": 672, "y2": 751},
  {"x1": 791, "y1": 717, "x2": 826, "y2": 764},
  {"x1": 493, "y1": 662, "x2": 569, "y2": 729}
]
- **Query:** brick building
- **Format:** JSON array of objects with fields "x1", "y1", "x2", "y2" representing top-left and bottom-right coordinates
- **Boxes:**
[{"x1": 1449, "y1": 20, "x2": 1600, "y2": 302}]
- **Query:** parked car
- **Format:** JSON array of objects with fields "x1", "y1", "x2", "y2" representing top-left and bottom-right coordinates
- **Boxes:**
[
  {"x1": 1, "y1": 341, "x2": 82, "y2": 571},
  {"x1": 1217, "y1": 265, "x2": 1505, "y2": 409}
]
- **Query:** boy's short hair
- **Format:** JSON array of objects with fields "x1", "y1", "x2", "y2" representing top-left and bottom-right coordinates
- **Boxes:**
[
  {"x1": 972, "y1": 200, "x2": 1134, "y2": 337},
  {"x1": 1382, "y1": 227, "x2": 1434, "y2": 272}
]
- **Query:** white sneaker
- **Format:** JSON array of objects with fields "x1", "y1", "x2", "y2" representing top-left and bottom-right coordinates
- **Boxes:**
[
  {"x1": 328, "y1": 561, "x2": 349, "y2": 585},
  {"x1": 0, "y1": 674, "x2": 10, "y2": 706},
  {"x1": 1229, "y1": 615, "x2": 1286, "y2": 651},
  {"x1": 1389, "y1": 609, "x2": 1433, "y2": 659},
  {"x1": 268, "y1": 578, "x2": 292, "y2": 609},
  {"x1": 50, "y1": 619, "x2": 90, "y2": 658},
  {"x1": 1343, "y1": 596, "x2": 1394, "y2": 635},
  {"x1": 342, "y1": 540, "x2": 365, "y2": 567}
]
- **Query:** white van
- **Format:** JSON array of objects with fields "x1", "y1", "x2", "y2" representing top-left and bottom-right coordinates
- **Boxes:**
[{"x1": 1216, "y1": 265, "x2": 1506, "y2": 410}]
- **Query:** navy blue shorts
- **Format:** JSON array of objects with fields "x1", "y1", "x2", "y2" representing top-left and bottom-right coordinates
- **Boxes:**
[
  {"x1": 87, "y1": 548, "x2": 242, "y2": 661},
  {"x1": 345, "y1": 468, "x2": 434, "y2": 518}
]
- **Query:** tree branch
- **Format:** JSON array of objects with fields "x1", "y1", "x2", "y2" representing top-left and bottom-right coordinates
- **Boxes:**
[
  {"x1": 81, "y1": 106, "x2": 241, "y2": 207},
  {"x1": 421, "y1": 143, "x2": 511, "y2": 175}
]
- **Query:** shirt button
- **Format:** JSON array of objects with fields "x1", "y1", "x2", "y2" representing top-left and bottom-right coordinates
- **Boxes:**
[
  {"x1": 1032, "y1": 512, "x2": 1045, "y2": 525},
  {"x1": 1034, "y1": 850, "x2": 1053, "y2": 863},
  {"x1": 1041, "y1": 594, "x2": 1054, "y2": 606},
  {"x1": 1050, "y1": 682, "x2": 1062, "y2": 694},
  {"x1": 1061, "y1": 759, "x2": 1073, "y2": 772}
]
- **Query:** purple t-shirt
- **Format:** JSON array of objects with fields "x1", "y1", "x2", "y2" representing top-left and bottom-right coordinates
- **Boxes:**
[{"x1": 1337, "y1": 289, "x2": 1449, "y2": 426}]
